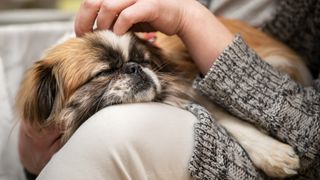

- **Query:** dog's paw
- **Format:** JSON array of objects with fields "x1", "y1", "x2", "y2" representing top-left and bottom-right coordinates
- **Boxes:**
[{"x1": 249, "y1": 142, "x2": 300, "y2": 178}]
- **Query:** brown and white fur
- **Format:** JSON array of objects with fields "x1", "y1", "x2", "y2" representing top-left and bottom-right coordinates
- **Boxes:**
[{"x1": 16, "y1": 18, "x2": 312, "y2": 178}]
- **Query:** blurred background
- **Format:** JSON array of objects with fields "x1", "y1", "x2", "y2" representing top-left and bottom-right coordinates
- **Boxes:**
[
  {"x1": 0, "y1": 0, "x2": 81, "y2": 10},
  {"x1": 0, "y1": 0, "x2": 82, "y2": 25}
]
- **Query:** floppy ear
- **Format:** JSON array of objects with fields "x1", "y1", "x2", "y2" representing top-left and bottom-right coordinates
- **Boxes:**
[{"x1": 16, "y1": 61, "x2": 57, "y2": 126}]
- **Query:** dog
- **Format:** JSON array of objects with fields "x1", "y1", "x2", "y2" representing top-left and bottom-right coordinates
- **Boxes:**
[{"x1": 16, "y1": 18, "x2": 312, "y2": 178}]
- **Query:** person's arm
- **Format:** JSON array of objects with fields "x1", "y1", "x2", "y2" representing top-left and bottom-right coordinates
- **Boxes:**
[
  {"x1": 194, "y1": 35, "x2": 320, "y2": 174},
  {"x1": 186, "y1": 103, "x2": 267, "y2": 179},
  {"x1": 263, "y1": 0, "x2": 320, "y2": 76}
]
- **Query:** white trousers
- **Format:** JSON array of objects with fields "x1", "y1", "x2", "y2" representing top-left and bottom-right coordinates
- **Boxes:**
[{"x1": 37, "y1": 103, "x2": 196, "y2": 180}]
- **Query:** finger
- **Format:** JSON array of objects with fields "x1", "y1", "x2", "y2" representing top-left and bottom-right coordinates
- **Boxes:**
[
  {"x1": 113, "y1": 2, "x2": 158, "y2": 35},
  {"x1": 75, "y1": 0, "x2": 103, "y2": 37},
  {"x1": 96, "y1": 0, "x2": 136, "y2": 30}
]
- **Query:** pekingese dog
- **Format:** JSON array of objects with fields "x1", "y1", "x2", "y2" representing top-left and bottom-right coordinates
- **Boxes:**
[{"x1": 16, "y1": 18, "x2": 312, "y2": 178}]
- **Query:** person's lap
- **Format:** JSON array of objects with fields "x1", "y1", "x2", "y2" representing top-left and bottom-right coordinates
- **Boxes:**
[{"x1": 37, "y1": 103, "x2": 196, "y2": 180}]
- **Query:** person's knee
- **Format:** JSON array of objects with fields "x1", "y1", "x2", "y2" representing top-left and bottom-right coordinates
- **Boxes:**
[
  {"x1": 39, "y1": 103, "x2": 196, "y2": 180},
  {"x1": 69, "y1": 102, "x2": 197, "y2": 164}
]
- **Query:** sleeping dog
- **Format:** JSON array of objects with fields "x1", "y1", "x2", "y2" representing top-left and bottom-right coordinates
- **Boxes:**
[{"x1": 16, "y1": 18, "x2": 312, "y2": 178}]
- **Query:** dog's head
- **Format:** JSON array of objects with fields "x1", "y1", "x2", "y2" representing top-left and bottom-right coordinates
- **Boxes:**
[{"x1": 16, "y1": 30, "x2": 195, "y2": 141}]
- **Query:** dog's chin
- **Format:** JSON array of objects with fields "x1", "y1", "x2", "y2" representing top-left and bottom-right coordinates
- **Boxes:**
[
  {"x1": 125, "y1": 67, "x2": 162, "y2": 103},
  {"x1": 130, "y1": 85, "x2": 157, "y2": 103},
  {"x1": 117, "y1": 82, "x2": 159, "y2": 104},
  {"x1": 103, "y1": 70, "x2": 161, "y2": 105}
]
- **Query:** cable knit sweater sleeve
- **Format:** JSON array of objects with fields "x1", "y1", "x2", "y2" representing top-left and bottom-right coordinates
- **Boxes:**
[
  {"x1": 186, "y1": 103, "x2": 267, "y2": 180},
  {"x1": 192, "y1": 35, "x2": 320, "y2": 179},
  {"x1": 188, "y1": 0, "x2": 320, "y2": 179}
]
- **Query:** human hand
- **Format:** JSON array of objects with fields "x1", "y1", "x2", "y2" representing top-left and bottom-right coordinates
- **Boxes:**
[
  {"x1": 75, "y1": 0, "x2": 234, "y2": 75},
  {"x1": 75, "y1": 0, "x2": 202, "y2": 36},
  {"x1": 74, "y1": 0, "x2": 199, "y2": 36},
  {"x1": 18, "y1": 121, "x2": 62, "y2": 175}
]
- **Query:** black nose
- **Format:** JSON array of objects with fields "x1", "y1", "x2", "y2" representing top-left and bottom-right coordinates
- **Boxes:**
[{"x1": 124, "y1": 62, "x2": 142, "y2": 74}]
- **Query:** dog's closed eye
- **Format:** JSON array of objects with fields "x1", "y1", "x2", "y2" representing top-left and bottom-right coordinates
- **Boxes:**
[{"x1": 94, "y1": 69, "x2": 117, "y2": 77}]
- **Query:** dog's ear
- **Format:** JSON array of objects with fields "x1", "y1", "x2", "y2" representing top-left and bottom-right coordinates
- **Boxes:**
[{"x1": 16, "y1": 61, "x2": 57, "y2": 126}]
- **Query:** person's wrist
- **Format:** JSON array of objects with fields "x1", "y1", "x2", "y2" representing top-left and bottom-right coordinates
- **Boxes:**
[
  {"x1": 176, "y1": 0, "x2": 201, "y2": 38},
  {"x1": 177, "y1": 1, "x2": 234, "y2": 74}
]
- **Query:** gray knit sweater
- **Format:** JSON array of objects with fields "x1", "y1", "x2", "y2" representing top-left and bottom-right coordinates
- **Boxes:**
[{"x1": 188, "y1": 0, "x2": 320, "y2": 179}]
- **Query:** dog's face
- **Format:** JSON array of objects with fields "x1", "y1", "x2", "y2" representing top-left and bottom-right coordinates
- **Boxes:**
[
  {"x1": 54, "y1": 31, "x2": 165, "y2": 107},
  {"x1": 17, "y1": 30, "x2": 194, "y2": 141}
]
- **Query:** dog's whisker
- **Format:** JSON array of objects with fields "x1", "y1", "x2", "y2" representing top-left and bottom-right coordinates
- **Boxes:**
[
  {"x1": 152, "y1": 63, "x2": 169, "y2": 72},
  {"x1": 94, "y1": 94, "x2": 105, "y2": 113}
]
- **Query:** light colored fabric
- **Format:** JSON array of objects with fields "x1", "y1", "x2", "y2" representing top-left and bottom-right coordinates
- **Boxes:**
[
  {"x1": 38, "y1": 103, "x2": 196, "y2": 180},
  {"x1": 209, "y1": 0, "x2": 278, "y2": 26},
  {"x1": 0, "y1": 57, "x2": 24, "y2": 180},
  {"x1": 0, "y1": 22, "x2": 73, "y2": 180}
]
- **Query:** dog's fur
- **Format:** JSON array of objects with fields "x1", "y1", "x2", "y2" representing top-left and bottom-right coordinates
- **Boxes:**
[{"x1": 16, "y1": 18, "x2": 312, "y2": 178}]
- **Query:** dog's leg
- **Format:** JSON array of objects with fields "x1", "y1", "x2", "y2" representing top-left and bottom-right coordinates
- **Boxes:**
[{"x1": 211, "y1": 107, "x2": 300, "y2": 178}]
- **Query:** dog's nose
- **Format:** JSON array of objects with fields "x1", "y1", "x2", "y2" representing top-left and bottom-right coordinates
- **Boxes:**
[{"x1": 124, "y1": 62, "x2": 142, "y2": 74}]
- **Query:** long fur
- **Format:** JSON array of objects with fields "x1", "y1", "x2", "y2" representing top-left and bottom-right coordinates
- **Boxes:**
[{"x1": 16, "y1": 18, "x2": 310, "y2": 178}]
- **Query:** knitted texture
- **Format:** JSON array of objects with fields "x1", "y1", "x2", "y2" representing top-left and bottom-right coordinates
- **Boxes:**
[
  {"x1": 263, "y1": 0, "x2": 320, "y2": 77},
  {"x1": 190, "y1": 35, "x2": 320, "y2": 179},
  {"x1": 187, "y1": 0, "x2": 320, "y2": 179},
  {"x1": 186, "y1": 104, "x2": 266, "y2": 180}
]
